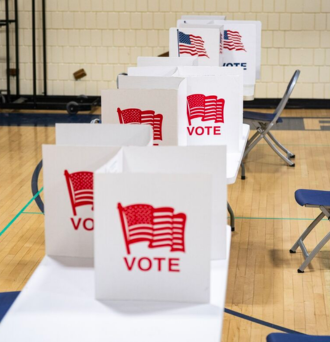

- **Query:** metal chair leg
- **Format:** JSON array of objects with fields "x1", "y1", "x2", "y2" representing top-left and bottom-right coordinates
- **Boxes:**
[
  {"x1": 227, "y1": 202, "x2": 235, "y2": 232},
  {"x1": 290, "y1": 212, "x2": 325, "y2": 252},
  {"x1": 267, "y1": 131, "x2": 295, "y2": 158},
  {"x1": 243, "y1": 133, "x2": 264, "y2": 159},
  {"x1": 297, "y1": 231, "x2": 330, "y2": 273},
  {"x1": 240, "y1": 162, "x2": 245, "y2": 180},
  {"x1": 246, "y1": 130, "x2": 260, "y2": 148},
  {"x1": 263, "y1": 135, "x2": 295, "y2": 166}
]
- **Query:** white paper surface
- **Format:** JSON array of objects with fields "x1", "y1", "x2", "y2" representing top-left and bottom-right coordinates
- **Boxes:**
[
  {"x1": 177, "y1": 20, "x2": 261, "y2": 81},
  {"x1": 137, "y1": 56, "x2": 198, "y2": 67},
  {"x1": 103, "y1": 79, "x2": 187, "y2": 146},
  {"x1": 56, "y1": 124, "x2": 153, "y2": 147},
  {"x1": 95, "y1": 172, "x2": 213, "y2": 303},
  {"x1": 43, "y1": 145, "x2": 122, "y2": 258},
  {"x1": 176, "y1": 66, "x2": 243, "y2": 153}
]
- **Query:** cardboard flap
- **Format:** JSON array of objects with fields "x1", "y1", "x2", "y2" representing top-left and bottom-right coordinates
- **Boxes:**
[
  {"x1": 94, "y1": 172, "x2": 213, "y2": 303},
  {"x1": 42, "y1": 145, "x2": 123, "y2": 258},
  {"x1": 97, "y1": 146, "x2": 227, "y2": 260},
  {"x1": 128, "y1": 66, "x2": 177, "y2": 77},
  {"x1": 137, "y1": 56, "x2": 198, "y2": 67},
  {"x1": 55, "y1": 124, "x2": 153, "y2": 147},
  {"x1": 118, "y1": 75, "x2": 185, "y2": 90}
]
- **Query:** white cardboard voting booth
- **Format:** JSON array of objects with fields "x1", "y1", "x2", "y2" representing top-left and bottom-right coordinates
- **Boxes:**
[
  {"x1": 169, "y1": 27, "x2": 223, "y2": 66},
  {"x1": 43, "y1": 124, "x2": 152, "y2": 258},
  {"x1": 107, "y1": 77, "x2": 187, "y2": 146},
  {"x1": 56, "y1": 124, "x2": 153, "y2": 146},
  {"x1": 178, "y1": 19, "x2": 261, "y2": 81},
  {"x1": 176, "y1": 66, "x2": 243, "y2": 151},
  {"x1": 95, "y1": 172, "x2": 212, "y2": 303},
  {"x1": 43, "y1": 145, "x2": 121, "y2": 258},
  {"x1": 94, "y1": 146, "x2": 227, "y2": 267},
  {"x1": 137, "y1": 56, "x2": 198, "y2": 67},
  {"x1": 124, "y1": 67, "x2": 243, "y2": 153}
]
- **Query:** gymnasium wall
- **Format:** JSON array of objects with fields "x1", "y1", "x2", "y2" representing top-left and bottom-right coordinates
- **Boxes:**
[{"x1": 0, "y1": 0, "x2": 329, "y2": 99}]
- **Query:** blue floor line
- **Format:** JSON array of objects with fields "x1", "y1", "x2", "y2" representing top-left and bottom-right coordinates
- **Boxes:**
[{"x1": 224, "y1": 308, "x2": 305, "y2": 334}]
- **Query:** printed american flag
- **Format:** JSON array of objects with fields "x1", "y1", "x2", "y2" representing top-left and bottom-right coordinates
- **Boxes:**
[
  {"x1": 118, "y1": 203, "x2": 186, "y2": 254},
  {"x1": 178, "y1": 31, "x2": 209, "y2": 58},
  {"x1": 187, "y1": 94, "x2": 225, "y2": 126},
  {"x1": 223, "y1": 30, "x2": 246, "y2": 52},
  {"x1": 64, "y1": 170, "x2": 94, "y2": 216},
  {"x1": 117, "y1": 107, "x2": 163, "y2": 142}
]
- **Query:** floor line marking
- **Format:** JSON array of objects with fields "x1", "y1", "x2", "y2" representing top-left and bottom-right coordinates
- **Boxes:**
[
  {"x1": 0, "y1": 188, "x2": 44, "y2": 237},
  {"x1": 224, "y1": 308, "x2": 305, "y2": 334},
  {"x1": 235, "y1": 216, "x2": 324, "y2": 221},
  {"x1": 22, "y1": 212, "x2": 44, "y2": 215}
]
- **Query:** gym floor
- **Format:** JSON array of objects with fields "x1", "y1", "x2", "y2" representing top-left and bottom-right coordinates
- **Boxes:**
[{"x1": 0, "y1": 108, "x2": 329, "y2": 341}]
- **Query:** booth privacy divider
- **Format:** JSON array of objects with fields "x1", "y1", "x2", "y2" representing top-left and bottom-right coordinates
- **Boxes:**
[
  {"x1": 94, "y1": 145, "x2": 227, "y2": 302},
  {"x1": 43, "y1": 124, "x2": 153, "y2": 258},
  {"x1": 124, "y1": 67, "x2": 243, "y2": 153},
  {"x1": 103, "y1": 77, "x2": 187, "y2": 146},
  {"x1": 137, "y1": 56, "x2": 198, "y2": 67}
]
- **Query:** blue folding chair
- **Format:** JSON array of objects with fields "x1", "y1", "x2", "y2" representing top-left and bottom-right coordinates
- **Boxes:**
[
  {"x1": 267, "y1": 333, "x2": 330, "y2": 342},
  {"x1": 242, "y1": 70, "x2": 300, "y2": 178},
  {"x1": 290, "y1": 189, "x2": 330, "y2": 273}
]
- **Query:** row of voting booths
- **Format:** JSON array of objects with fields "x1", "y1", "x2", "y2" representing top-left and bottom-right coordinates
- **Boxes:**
[{"x1": 0, "y1": 15, "x2": 260, "y2": 342}]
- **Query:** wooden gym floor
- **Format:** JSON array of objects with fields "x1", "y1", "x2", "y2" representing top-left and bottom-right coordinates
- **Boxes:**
[{"x1": 0, "y1": 109, "x2": 329, "y2": 341}]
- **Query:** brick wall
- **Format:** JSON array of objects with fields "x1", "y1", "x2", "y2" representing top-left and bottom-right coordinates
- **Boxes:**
[{"x1": 0, "y1": 0, "x2": 329, "y2": 99}]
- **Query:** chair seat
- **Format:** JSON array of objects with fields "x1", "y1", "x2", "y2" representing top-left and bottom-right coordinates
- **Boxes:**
[
  {"x1": 295, "y1": 189, "x2": 330, "y2": 207},
  {"x1": 243, "y1": 110, "x2": 283, "y2": 123},
  {"x1": 267, "y1": 333, "x2": 330, "y2": 342}
]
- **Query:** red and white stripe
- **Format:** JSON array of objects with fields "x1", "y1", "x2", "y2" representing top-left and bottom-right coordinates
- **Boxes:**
[
  {"x1": 179, "y1": 34, "x2": 209, "y2": 58},
  {"x1": 224, "y1": 30, "x2": 246, "y2": 52}
]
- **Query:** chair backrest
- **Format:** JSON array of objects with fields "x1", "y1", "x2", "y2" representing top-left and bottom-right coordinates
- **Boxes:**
[{"x1": 272, "y1": 70, "x2": 300, "y2": 122}]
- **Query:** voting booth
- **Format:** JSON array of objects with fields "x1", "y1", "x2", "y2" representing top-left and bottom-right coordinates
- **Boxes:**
[
  {"x1": 169, "y1": 27, "x2": 223, "y2": 66},
  {"x1": 178, "y1": 19, "x2": 261, "y2": 82},
  {"x1": 137, "y1": 56, "x2": 198, "y2": 67},
  {"x1": 124, "y1": 66, "x2": 243, "y2": 153},
  {"x1": 176, "y1": 66, "x2": 243, "y2": 152},
  {"x1": 43, "y1": 124, "x2": 152, "y2": 258},
  {"x1": 94, "y1": 145, "x2": 227, "y2": 302},
  {"x1": 104, "y1": 77, "x2": 187, "y2": 146}
]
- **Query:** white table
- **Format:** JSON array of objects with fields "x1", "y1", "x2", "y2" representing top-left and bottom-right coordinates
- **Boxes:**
[
  {"x1": 0, "y1": 226, "x2": 232, "y2": 342},
  {"x1": 226, "y1": 124, "x2": 250, "y2": 231},
  {"x1": 227, "y1": 123, "x2": 250, "y2": 185},
  {"x1": 243, "y1": 85, "x2": 255, "y2": 101}
]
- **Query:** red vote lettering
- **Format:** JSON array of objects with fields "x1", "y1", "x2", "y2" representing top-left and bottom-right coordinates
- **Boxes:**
[
  {"x1": 169, "y1": 258, "x2": 180, "y2": 272},
  {"x1": 138, "y1": 257, "x2": 152, "y2": 271},
  {"x1": 124, "y1": 257, "x2": 136, "y2": 271},
  {"x1": 70, "y1": 218, "x2": 94, "y2": 231},
  {"x1": 154, "y1": 257, "x2": 166, "y2": 271},
  {"x1": 83, "y1": 218, "x2": 94, "y2": 231},
  {"x1": 195, "y1": 127, "x2": 204, "y2": 135},
  {"x1": 70, "y1": 218, "x2": 82, "y2": 230},
  {"x1": 187, "y1": 126, "x2": 221, "y2": 136},
  {"x1": 214, "y1": 126, "x2": 221, "y2": 135},
  {"x1": 123, "y1": 257, "x2": 180, "y2": 272}
]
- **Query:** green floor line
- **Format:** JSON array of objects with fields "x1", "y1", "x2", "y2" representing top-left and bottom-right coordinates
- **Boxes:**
[
  {"x1": 22, "y1": 212, "x2": 44, "y2": 215},
  {"x1": 0, "y1": 187, "x2": 44, "y2": 237},
  {"x1": 235, "y1": 216, "x2": 325, "y2": 221}
]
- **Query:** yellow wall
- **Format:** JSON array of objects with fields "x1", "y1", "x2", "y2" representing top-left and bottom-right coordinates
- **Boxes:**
[{"x1": 1, "y1": 0, "x2": 329, "y2": 98}]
